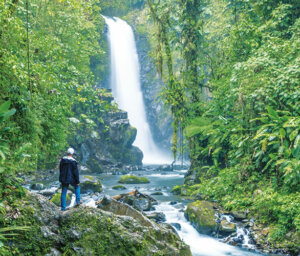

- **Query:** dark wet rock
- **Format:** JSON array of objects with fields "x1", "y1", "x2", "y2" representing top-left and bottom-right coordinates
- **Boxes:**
[
  {"x1": 80, "y1": 175, "x2": 102, "y2": 193},
  {"x1": 31, "y1": 183, "x2": 45, "y2": 190},
  {"x1": 171, "y1": 223, "x2": 181, "y2": 231},
  {"x1": 233, "y1": 234, "x2": 244, "y2": 244},
  {"x1": 169, "y1": 201, "x2": 177, "y2": 205},
  {"x1": 151, "y1": 191, "x2": 163, "y2": 196},
  {"x1": 160, "y1": 165, "x2": 173, "y2": 171},
  {"x1": 145, "y1": 212, "x2": 166, "y2": 223}
]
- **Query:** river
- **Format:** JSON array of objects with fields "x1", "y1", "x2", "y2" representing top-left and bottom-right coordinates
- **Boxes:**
[{"x1": 78, "y1": 167, "x2": 267, "y2": 256}]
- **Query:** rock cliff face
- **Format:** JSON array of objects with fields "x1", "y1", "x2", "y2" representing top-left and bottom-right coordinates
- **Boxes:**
[
  {"x1": 135, "y1": 32, "x2": 173, "y2": 151},
  {"x1": 70, "y1": 91, "x2": 143, "y2": 173},
  {"x1": 1, "y1": 193, "x2": 191, "y2": 256}
]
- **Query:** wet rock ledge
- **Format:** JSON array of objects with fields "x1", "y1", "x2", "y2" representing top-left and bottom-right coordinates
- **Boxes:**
[{"x1": 1, "y1": 192, "x2": 191, "y2": 256}]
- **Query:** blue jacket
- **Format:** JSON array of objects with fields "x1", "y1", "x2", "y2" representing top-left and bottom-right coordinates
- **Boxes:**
[{"x1": 59, "y1": 156, "x2": 80, "y2": 185}]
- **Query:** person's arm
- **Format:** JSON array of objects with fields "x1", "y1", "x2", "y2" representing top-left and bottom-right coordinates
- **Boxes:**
[
  {"x1": 73, "y1": 161, "x2": 80, "y2": 185},
  {"x1": 59, "y1": 159, "x2": 63, "y2": 182}
]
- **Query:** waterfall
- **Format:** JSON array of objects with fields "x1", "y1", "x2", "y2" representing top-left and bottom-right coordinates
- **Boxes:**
[{"x1": 104, "y1": 16, "x2": 171, "y2": 164}]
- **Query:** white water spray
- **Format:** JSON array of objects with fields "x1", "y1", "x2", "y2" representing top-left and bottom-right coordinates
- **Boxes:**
[
  {"x1": 155, "y1": 202, "x2": 263, "y2": 256},
  {"x1": 104, "y1": 16, "x2": 171, "y2": 164}
]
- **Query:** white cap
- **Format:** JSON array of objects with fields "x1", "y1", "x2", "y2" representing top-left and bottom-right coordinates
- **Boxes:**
[{"x1": 67, "y1": 148, "x2": 75, "y2": 155}]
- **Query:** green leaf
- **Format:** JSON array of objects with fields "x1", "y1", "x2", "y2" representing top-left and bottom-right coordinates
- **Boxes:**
[
  {"x1": 294, "y1": 135, "x2": 300, "y2": 149},
  {"x1": 279, "y1": 128, "x2": 286, "y2": 138},
  {"x1": 289, "y1": 130, "x2": 298, "y2": 141},
  {"x1": 1, "y1": 109, "x2": 16, "y2": 120},
  {"x1": 0, "y1": 101, "x2": 11, "y2": 114},
  {"x1": 266, "y1": 106, "x2": 280, "y2": 120}
]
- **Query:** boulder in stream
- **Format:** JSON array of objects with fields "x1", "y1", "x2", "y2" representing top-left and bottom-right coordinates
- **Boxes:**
[
  {"x1": 185, "y1": 200, "x2": 219, "y2": 235},
  {"x1": 111, "y1": 190, "x2": 157, "y2": 212},
  {"x1": 219, "y1": 219, "x2": 236, "y2": 236},
  {"x1": 151, "y1": 191, "x2": 163, "y2": 195},
  {"x1": 118, "y1": 175, "x2": 150, "y2": 184},
  {"x1": 112, "y1": 185, "x2": 127, "y2": 190},
  {"x1": 30, "y1": 183, "x2": 45, "y2": 191}
]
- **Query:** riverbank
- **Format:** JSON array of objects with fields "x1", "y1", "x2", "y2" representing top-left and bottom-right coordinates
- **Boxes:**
[{"x1": 1, "y1": 191, "x2": 190, "y2": 255}]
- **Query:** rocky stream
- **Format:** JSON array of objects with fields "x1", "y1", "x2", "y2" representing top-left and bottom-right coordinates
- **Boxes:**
[{"x1": 23, "y1": 165, "x2": 289, "y2": 256}]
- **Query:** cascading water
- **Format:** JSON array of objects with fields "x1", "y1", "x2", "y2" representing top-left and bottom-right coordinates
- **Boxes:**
[
  {"x1": 104, "y1": 16, "x2": 171, "y2": 164},
  {"x1": 154, "y1": 202, "x2": 263, "y2": 256}
]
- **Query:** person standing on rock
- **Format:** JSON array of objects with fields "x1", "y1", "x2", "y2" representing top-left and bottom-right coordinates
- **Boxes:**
[{"x1": 59, "y1": 148, "x2": 81, "y2": 211}]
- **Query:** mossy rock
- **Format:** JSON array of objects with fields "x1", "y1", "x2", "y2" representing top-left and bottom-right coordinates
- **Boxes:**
[
  {"x1": 112, "y1": 185, "x2": 127, "y2": 190},
  {"x1": 171, "y1": 185, "x2": 191, "y2": 196},
  {"x1": 80, "y1": 175, "x2": 103, "y2": 193},
  {"x1": 3, "y1": 193, "x2": 192, "y2": 255},
  {"x1": 50, "y1": 192, "x2": 71, "y2": 207},
  {"x1": 185, "y1": 200, "x2": 218, "y2": 235},
  {"x1": 118, "y1": 175, "x2": 150, "y2": 184},
  {"x1": 124, "y1": 126, "x2": 137, "y2": 147},
  {"x1": 171, "y1": 185, "x2": 182, "y2": 195}
]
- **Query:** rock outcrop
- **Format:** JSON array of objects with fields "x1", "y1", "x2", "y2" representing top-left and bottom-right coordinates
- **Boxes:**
[
  {"x1": 1, "y1": 192, "x2": 191, "y2": 255},
  {"x1": 108, "y1": 190, "x2": 157, "y2": 212},
  {"x1": 70, "y1": 92, "x2": 143, "y2": 173}
]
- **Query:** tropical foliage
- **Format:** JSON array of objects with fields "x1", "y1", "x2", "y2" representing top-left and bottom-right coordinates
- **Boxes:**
[{"x1": 147, "y1": 0, "x2": 299, "y2": 250}]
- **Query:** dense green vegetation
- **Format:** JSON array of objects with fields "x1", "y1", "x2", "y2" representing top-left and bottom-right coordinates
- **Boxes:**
[
  {"x1": 147, "y1": 0, "x2": 299, "y2": 251},
  {"x1": 1, "y1": 0, "x2": 299, "y2": 254},
  {"x1": 0, "y1": 0, "x2": 145, "y2": 254}
]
